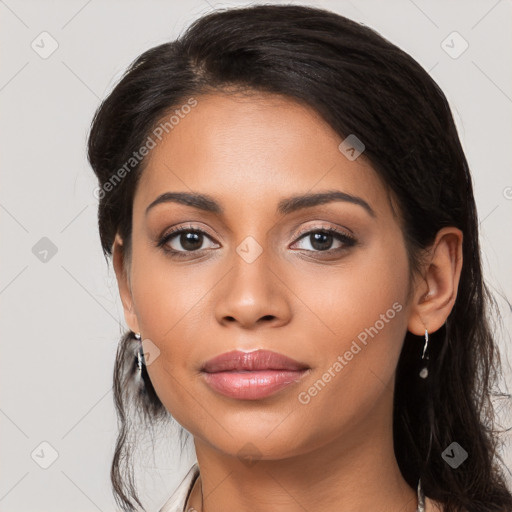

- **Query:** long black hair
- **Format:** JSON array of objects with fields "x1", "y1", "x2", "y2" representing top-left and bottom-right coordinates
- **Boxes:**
[{"x1": 87, "y1": 4, "x2": 512, "y2": 511}]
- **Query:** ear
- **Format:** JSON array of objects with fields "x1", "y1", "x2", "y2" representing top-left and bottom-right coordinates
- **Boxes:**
[
  {"x1": 407, "y1": 227, "x2": 463, "y2": 336},
  {"x1": 112, "y1": 233, "x2": 140, "y2": 334}
]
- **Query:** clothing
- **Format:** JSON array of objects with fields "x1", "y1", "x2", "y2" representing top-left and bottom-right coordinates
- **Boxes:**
[
  {"x1": 159, "y1": 463, "x2": 200, "y2": 512},
  {"x1": 158, "y1": 462, "x2": 441, "y2": 512}
]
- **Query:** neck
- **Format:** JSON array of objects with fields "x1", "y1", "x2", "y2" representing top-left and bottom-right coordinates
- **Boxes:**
[{"x1": 186, "y1": 397, "x2": 417, "y2": 511}]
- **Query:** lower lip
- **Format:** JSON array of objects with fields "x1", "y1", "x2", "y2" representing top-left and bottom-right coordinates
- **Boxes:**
[{"x1": 201, "y1": 370, "x2": 309, "y2": 400}]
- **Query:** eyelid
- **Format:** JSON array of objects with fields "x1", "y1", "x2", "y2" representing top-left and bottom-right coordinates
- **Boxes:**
[
  {"x1": 158, "y1": 222, "x2": 354, "y2": 246},
  {"x1": 157, "y1": 224, "x2": 219, "y2": 248},
  {"x1": 157, "y1": 221, "x2": 357, "y2": 259},
  {"x1": 292, "y1": 222, "x2": 355, "y2": 243}
]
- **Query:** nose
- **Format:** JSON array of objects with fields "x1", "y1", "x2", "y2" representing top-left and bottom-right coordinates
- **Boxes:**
[{"x1": 214, "y1": 248, "x2": 292, "y2": 330}]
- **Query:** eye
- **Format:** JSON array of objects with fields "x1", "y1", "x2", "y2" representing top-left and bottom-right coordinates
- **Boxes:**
[
  {"x1": 156, "y1": 224, "x2": 357, "y2": 259},
  {"x1": 291, "y1": 227, "x2": 356, "y2": 253},
  {"x1": 157, "y1": 225, "x2": 219, "y2": 257}
]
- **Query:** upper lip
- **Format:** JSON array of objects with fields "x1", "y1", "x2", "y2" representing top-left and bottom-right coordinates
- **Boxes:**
[{"x1": 201, "y1": 349, "x2": 310, "y2": 373}]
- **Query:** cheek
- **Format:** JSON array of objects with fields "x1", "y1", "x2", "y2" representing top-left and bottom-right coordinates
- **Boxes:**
[
  {"x1": 289, "y1": 233, "x2": 410, "y2": 413},
  {"x1": 292, "y1": 231, "x2": 409, "y2": 350},
  {"x1": 130, "y1": 244, "x2": 211, "y2": 343},
  {"x1": 128, "y1": 248, "x2": 219, "y2": 425}
]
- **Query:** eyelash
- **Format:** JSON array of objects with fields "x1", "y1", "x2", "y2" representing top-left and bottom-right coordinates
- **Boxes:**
[{"x1": 156, "y1": 224, "x2": 357, "y2": 259}]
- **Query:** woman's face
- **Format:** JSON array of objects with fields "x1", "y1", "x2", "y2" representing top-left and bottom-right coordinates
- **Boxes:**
[{"x1": 116, "y1": 92, "x2": 415, "y2": 461}]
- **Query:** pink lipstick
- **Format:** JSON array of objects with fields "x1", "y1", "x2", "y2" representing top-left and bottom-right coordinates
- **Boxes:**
[{"x1": 201, "y1": 349, "x2": 310, "y2": 400}]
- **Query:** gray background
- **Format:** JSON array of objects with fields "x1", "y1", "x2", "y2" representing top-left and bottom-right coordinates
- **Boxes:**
[{"x1": 1, "y1": 0, "x2": 511, "y2": 510}]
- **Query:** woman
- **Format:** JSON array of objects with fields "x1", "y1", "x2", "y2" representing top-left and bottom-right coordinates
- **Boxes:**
[{"x1": 87, "y1": 4, "x2": 512, "y2": 512}]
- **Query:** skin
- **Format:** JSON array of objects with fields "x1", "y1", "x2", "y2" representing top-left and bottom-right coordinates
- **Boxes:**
[{"x1": 112, "y1": 92, "x2": 462, "y2": 512}]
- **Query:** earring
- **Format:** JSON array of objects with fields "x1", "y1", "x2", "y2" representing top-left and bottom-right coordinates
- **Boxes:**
[
  {"x1": 419, "y1": 329, "x2": 429, "y2": 379},
  {"x1": 134, "y1": 332, "x2": 144, "y2": 372},
  {"x1": 137, "y1": 345, "x2": 144, "y2": 372}
]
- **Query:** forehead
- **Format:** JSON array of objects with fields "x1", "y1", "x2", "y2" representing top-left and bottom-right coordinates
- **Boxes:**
[{"x1": 134, "y1": 92, "x2": 391, "y2": 218}]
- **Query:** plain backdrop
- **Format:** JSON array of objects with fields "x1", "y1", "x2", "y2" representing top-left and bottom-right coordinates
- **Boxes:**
[{"x1": 1, "y1": 0, "x2": 511, "y2": 510}]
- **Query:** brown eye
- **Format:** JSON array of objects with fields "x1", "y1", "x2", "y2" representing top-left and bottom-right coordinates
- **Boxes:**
[
  {"x1": 157, "y1": 226, "x2": 219, "y2": 256},
  {"x1": 293, "y1": 228, "x2": 356, "y2": 253},
  {"x1": 171, "y1": 231, "x2": 205, "y2": 251}
]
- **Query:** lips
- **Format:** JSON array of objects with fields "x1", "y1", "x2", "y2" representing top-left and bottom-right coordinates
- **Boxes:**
[
  {"x1": 201, "y1": 350, "x2": 310, "y2": 400},
  {"x1": 201, "y1": 349, "x2": 309, "y2": 373}
]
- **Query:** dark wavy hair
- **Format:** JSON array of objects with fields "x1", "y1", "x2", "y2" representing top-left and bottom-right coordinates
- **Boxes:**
[{"x1": 87, "y1": 4, "x2": 512, "y2": 511}]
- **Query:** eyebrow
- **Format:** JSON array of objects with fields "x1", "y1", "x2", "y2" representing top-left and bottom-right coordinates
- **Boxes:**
[{"x1": 145, "y1": 190, "x2": 376, "y2": 218}]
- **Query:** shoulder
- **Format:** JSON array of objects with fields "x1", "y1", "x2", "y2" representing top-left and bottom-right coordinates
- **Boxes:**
[{"x1": 159, "y1": 463, "x2": 200, "y2": 512}]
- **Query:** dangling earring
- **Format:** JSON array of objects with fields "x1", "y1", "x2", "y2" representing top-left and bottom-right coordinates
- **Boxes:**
[
  {"x1": 419, "y1": 329, "x2": 429, "y2": 379},
  {"x1": 134, "y1": 332, "x2": 144, "y2": 372}
]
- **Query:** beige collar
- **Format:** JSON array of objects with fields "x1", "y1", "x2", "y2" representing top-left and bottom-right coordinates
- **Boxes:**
[{"x1": 186, "y1": 476, "x2": 446, "y2": 512}]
